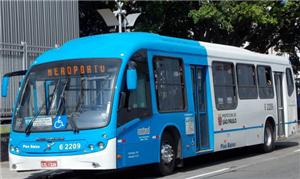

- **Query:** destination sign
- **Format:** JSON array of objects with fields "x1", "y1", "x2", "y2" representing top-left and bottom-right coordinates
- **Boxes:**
[{"x1": 47, "y1": 64, "x2": 106, "y2": 77}]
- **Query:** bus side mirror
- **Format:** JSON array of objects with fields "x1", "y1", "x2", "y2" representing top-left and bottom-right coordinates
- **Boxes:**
[
  {"x1": 126, "y1": 68, "x2": 137, "y2": 90},
  {"x1": 1, "y1": 76, "x2": 9, "y2": 97},
  {"x1": 1, "y1": 70, "x2": 27, "y2": 97}
]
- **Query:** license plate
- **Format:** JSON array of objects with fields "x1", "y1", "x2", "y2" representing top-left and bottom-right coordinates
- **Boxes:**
[{"x1": 41, "y1": 160, "x2": 58, "y2": 168}]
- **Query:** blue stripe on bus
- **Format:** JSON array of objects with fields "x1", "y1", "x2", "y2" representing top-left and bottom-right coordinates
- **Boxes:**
[
  {"x1": 285, "y1": 120, "x2": 297, "y2": 124},
  {"x1": 214, "y1": 125, "x2": 263, "y2": 134},
  {"x1": 214, "y1": 120, "x2": 298, "y2": 134}
]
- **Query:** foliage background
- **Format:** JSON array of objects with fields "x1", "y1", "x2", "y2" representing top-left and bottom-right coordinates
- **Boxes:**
[{"x1": 79, "y1": 0, "x2": 300, "y2": 70}]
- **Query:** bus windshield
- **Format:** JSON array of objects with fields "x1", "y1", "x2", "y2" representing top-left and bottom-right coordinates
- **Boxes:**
[{"x1": 13, "y1": 59, "x2": 120, "y2": 132}]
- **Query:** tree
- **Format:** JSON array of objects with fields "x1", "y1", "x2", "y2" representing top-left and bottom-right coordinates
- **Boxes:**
[
  {"x1": 131, "y1": 1, "x2": 198, "y2": 38},
  {"x1": 79, "y1": 1, "x2": 300, "y2": 69},
  {"x1": 79, "y1": 1, "x2": 115, "y2": 36},
  {"x1": 188, "y1": 0, "x2": 300, "y2": 70}
]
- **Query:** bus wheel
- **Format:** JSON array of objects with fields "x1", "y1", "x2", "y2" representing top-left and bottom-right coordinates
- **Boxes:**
[
  {"x1": 261, "y1": 122, "x2": 274, "y2": 153},
  {"x1": 157, "y1": 132, "x2": 177, "y2": 176}
]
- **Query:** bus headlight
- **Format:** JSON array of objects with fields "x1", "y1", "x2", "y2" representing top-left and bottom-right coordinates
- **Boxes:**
[
  {"x1": 98, "y1": 142, "x2": 105, "y2": 149},
  {"x1": 15, "y1": 147, "x2": 20, "y2": 154},
  {"x1": 88, "y1": 144, "x2": 94, "y2": 151},
  {"x1": 10, "y1": 145, "x2": 15, "y2": 152}
]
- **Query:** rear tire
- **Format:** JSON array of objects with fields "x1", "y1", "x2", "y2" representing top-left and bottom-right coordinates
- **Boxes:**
[
  {"x1": 157, "y1": 132, "x2": 177, "y2": 176},
  {"x1": 261, "y1": 122, "x2": 275, "y2": 153}
]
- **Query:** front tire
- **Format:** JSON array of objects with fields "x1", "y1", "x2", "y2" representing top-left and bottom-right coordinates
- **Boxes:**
[
  {"x1": 261, "y1": 122, "x2": 275, "y2": 153},
  {"x1": 157, "y1": 132, "x2": 177, "y2": 176}
]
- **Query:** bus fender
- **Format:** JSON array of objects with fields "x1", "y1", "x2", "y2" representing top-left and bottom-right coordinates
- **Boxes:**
[
  {"x1": 264, "y1": 115, "x2": 276, "y2": 138},
  {"x1": 159, "y1": 124, "x2": 182, "y2": 161}
]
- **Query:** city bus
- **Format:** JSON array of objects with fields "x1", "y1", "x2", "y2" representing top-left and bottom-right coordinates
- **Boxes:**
[{"x1": 1, "y1": 32, "x2": 298, "y2": 175}]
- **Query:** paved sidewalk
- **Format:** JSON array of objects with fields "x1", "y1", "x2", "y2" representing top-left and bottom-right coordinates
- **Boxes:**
[
  {"x1": 0, "y1": 162, "x2": 38, "y2": 179},
  {"x1": 1, "y1": 123, "x2": 299, "y2": 179}
]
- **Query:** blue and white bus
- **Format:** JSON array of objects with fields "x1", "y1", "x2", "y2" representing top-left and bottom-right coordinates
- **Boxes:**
[{"x1": 1, "y1": 33, "x2": 298, "y2": 175}]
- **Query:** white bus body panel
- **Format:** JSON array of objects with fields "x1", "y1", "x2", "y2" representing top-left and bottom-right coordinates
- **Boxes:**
[
  {"x1": 284, "y1": 73, "x2": 298, "y2": 137},
  {"x1": 200, "y1": 41, "x2": 297, "y2": 152},
  {"x1": 9, "y1": 138, "x2": 116, "y2": 171}
]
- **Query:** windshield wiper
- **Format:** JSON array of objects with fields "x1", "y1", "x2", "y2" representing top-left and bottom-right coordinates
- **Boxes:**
[
  {"x1": 69, "y1": 78, "x2": 85, "y2": 133},
  {"x1": 25, "y1": 102, "x2": 46, "y2": 135},
  {"x1": 54, "y1": 78, "x2": 79, "y2": 133},
  {"x1": 74, "y1": 78, "x2": 85, "y2": 113},
  {"x1": 24, "y1": 80, "x2": 60, "y2": 135},
  {"x1": 25, "y1": 78, "x2": 78, "y2": 135},
  {"x1": 48, "y1": 79, "x2": 62, "y2": 115},
  {"x1": 55, "y1": 78, "x2": 69, "y2": 114}
]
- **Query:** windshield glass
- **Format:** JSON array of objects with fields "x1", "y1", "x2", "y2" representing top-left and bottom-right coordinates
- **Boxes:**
[{"x1": 13, "y1": 59, "x2": 120, "y2": 132}]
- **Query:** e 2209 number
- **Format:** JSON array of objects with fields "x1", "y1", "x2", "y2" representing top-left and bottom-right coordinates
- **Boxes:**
[{"x1": 59, "y1": 143, "x2": 81, "y2": 150}]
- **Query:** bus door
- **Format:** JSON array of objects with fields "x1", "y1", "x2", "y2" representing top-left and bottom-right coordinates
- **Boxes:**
[
  {"x1": 191, "y1": 66, "x2": 210, "y2": 151},
  {"x1": 274, "y1": 72, "x2": 285, "y2": 137}
]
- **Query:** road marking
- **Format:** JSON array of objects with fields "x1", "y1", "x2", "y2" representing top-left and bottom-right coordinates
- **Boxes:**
[
  {"x1": 184, "y1": 148, "x2": 300, "y2": 179},
  {"x1": 185, "y1": 168, "x2": 230, "y2": 179},
  {"x1": 294, "y1": 149, "x2": 300, "y2": 153}
]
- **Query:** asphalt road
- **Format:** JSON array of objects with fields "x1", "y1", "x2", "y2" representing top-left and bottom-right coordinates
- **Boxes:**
[{"x1": 1, "y1": 130, "x2": 299, "y2": 179}]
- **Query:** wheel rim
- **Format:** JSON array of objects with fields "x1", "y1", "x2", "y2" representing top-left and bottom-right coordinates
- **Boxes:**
[
  {"x1": 161, "y1": 143, "x2": 174, "y2": 164},
  {"x1": 265, "y1": 127, "x2": 272, "y2": 146}
]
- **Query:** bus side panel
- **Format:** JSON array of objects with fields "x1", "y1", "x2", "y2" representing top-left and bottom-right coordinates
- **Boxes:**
[
  {"x1": 182, "y1": 63, "x2": 204, "y2": 157},
  {"x1": 151, "y1": 114, "x2": 197, "y2": 159},
  {"x1": 207, "y1": 59, "x2": 246, "y2": 152},
  {"x1": 116, "y1": 118, "x2": 159, "y2": 169},
  {"x1": 146, "y1": 50, "x2": 210, "y2": 159},
  {"x1": 116, "y1": 114, "x2": 197, "y2": 168},
  {"x1": 206, "y1": 65, "x2": 215, "y2": 151},
  {"x1": 184, "y1": 62, "x2": 215, "y2": 157},
  {"x1": 208, "y1": 59, "x2": 268, "y2": 151},
  {"x1": 284, "y1": 69, "x2": 298, "y2": 137},
  {"x1": 241, "y1": 98, "x2": 275, "y2": 146}
]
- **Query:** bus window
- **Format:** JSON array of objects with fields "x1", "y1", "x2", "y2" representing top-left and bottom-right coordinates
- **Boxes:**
[
  {"x1": 13, "y1": 59, "x2": 120, "y2": 132},
  {"x1": 153, "y1": 56, "x2": 186, "y2": 112},
  {"x1": 236, "y1": 64, "x2": 258, "y2": 99},
  {"x1": 286, "y1": 68, "x2": 294, "y2": 96},
  {"x1": 257, "y1": 66, "x2": 274, "y2": 99},
  {"x1": 212, "y1": 62, "x2": 237, "y2": 110},
  {"x1": 117, "y1": 50, "x2": 152, "y2": 127}
]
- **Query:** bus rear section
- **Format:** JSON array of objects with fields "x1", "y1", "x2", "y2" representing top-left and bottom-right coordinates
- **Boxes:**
[
  {"x1": 275, "y1": 68, "x2": 298, "y2": 139},
  {"x1": 201, "y1": 41, "x2": 297, "y2": 155}
]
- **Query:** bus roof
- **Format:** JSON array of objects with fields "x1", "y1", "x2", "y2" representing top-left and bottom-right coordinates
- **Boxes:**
[
  {"x1": 33, "y1": 32, "x2": 205, "y2": 65},
  {"x1": 33, "y1": 32, "x2": 289, "y2": 66},
  {"x1": 200, "y1": 41, "x2": 290, "y2": 65}
]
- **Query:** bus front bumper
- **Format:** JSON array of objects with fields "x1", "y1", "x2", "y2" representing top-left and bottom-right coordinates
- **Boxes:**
[{"x1": 9, "y1": 138, "x2": 116, "y2": 171}]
